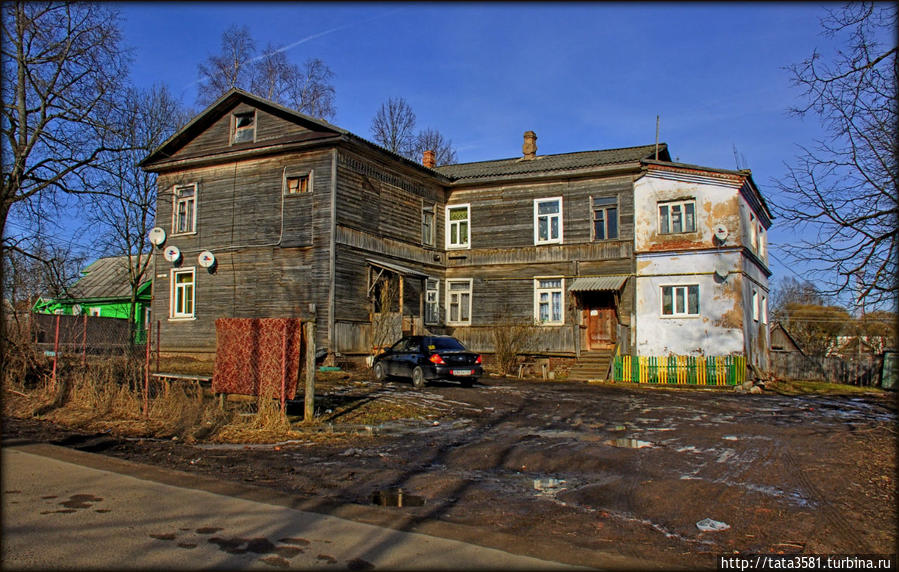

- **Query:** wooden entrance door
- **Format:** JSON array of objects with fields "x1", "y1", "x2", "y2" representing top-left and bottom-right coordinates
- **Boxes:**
[{"x1": 586, "y1": 307, "x2": 617, "y2": 349}]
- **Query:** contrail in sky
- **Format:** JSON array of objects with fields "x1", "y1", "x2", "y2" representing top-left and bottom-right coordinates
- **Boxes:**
[{"x1": 183, "y1": 7, "x2": 406, "y2": 95}]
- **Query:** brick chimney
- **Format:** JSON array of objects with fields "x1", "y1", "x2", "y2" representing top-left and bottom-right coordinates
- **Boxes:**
[
  {"x1": 422, "y1": 149, "x2": 436, "y2": 168},
  {"x1": 522, "y1": 130, "x2": 537, "y2": 160}
]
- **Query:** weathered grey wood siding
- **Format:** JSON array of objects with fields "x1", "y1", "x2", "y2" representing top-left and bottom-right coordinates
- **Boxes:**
[
  {"x1": 437, "y1": 173, "x2": 637, "y2": 354},
  {"x1": 168, "y1": 102, "x2": 320, "y2": 161},
  {"x1": 153, "y1": 145, "x2": 335, "y2": 353}
]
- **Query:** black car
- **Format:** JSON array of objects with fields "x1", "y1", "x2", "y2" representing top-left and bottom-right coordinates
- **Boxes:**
[{"x1": 372, "y1": 335, "x2": 483, "y2": 388}]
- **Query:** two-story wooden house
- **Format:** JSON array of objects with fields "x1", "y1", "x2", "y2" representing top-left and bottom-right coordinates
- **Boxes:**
[{"x1": 141, "y1": 89, "x2": 772, "y2": 378}]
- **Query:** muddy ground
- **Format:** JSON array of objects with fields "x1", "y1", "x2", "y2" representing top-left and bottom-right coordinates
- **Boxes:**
[{"x1": 3, "y1": 378, "x2": 897, "y2": 569}]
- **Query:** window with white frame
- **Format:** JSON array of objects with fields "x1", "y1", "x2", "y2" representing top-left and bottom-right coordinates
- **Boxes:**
[
  {"x1": 232, "y1": 111, "x2": 256, "y2": 144},
  {"x1": 425, "y1": 278, "x2": 440, "y2": 324},
  {"x1": 171, "y1": 268, "x2": 196, "y2": 319},
  {"x1": 661, "y1": 284, "x2": 699, "y2": 316},
  {"x1": 750, "y1": 213, "x2": 758, "y2": 250},
  {"x1": 535, "y1": 278, "x2": 564, "y2": 325},
  {"x1": 658, "y1": 200, "x2": 695, "y2": 234},
  {"x1": 446, "y1": 279, "x2": 472, "y2": 325},
  {"x1": 422, "y1": 204, "x2": 435, "y2": 247},
  {"x1": 284, "y1": 170, "x2": 311, "y2": 195},
  {"x1": 144, "y1": 307, "x2": 152, "y2": 330},
  {"x1": 446, "y1": 204, "x2": 470, "y2": 249},
  {"x1": 752, "y1": 289, "x2": 760, "y2": 322},
  {"x1": 89, "y1": 307, "x2": 101, "y2": 317},
  {"x1": 592, "y1": 196, "x2": 618, "y2": 240},
  {"x1": 173, "y1": 184, "x2": 197, "y2": 234},
  {"x1": 534, "y1": 197, "x2": 563, "y2": 244},
  {"x1": 761, "y1": 294, "x2": 768, "y2": 324},
  {"x1": 758, "y1": 225, "x2": 766, "y2": 259}
]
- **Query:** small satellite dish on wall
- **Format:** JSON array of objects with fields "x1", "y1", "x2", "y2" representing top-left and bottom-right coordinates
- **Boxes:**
[
  {"x1": 714, "y1": 224, "x2": 729, "y2": 243},
  {"x1": 163, "y1": 245, "x2": 181, "y2": 263},
  {"x1": 72, "y1": 304, "x2": 82, "y2": 316},
  {"x1": 148, "y1": 227, "x2": 166, "y2": 246},
  {"x1": 198, "y1": 250, "x2": 216, "y2": 268}
]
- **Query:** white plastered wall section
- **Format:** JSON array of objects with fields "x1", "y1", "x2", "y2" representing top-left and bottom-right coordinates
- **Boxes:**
[{"x1": 633, "y1": 172, "x2": 748, "y2": 357}]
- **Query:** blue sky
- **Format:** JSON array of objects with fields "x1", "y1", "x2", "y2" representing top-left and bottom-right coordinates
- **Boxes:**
[{"x1": 112, "y1": 2, "x2": 862, "y2": 297}]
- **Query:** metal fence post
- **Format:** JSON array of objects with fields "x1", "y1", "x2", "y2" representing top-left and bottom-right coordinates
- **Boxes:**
[
  {"x1": 304, "y1": 321, "x2": 315, "y2": 423},
  {"x1": 144, "y1": 319, "x2": 151, "y2": 418},
  {"x1": 51, "y1": 314, "x2": 60, "y2": 391},
  {"x1": 82, "y1": 314, "x2": 87, "y2": 367},
  {"x1": 280, "y1": 323, "x2": 287, "y2": 415}
]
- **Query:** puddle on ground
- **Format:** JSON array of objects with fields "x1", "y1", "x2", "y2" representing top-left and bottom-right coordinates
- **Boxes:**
[
  {"x1": 371, "y1": 489, "x2": 425, "y2": 507},
  {"x1": 606, "y1": 438, "x2": 653, "y2": 449},
  {"x1": 61, "y1": 494, "x2": 103, "y2": 509}
]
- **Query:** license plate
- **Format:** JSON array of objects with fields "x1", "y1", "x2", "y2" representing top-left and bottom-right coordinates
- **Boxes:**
[{"x1": 452, "y1": 369, "x2": 473, "y2": 376}]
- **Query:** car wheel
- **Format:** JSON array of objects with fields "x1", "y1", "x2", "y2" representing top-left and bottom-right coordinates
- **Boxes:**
[
  {"x1": 412, "y1": 366, "x2": 426, "y2": 389},
  {"x1": 373, "y1": 362, "x2": 387, "y2": 382},
  {"x1": 461, "y1": 377, "x2": 477, "y2": 388}
]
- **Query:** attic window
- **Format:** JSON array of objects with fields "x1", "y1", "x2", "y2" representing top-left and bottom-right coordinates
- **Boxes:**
[
  {"x1": 232, "y1": 111, "x2": 256, "y2": 144},
  {"x1": 283, "y1": 169, "x2": 312, "y2": 195}
]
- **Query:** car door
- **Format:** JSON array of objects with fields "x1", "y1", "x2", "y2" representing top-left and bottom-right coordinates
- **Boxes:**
[{"x1": 384, "y1": 338, "x2": 407, "y2": 376}]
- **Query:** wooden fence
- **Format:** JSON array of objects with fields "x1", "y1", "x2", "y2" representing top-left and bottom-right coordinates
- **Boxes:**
[
  {"x1": 612, "y1": 355, "x2": 746, "y2": 386},
  {"x1": 770, "y1": 351, "x2": 883, "y2": 386}
]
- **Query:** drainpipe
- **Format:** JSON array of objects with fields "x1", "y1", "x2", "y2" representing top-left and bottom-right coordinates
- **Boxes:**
[{"x1": 328, "y1": 149, "x2": 337, "y2": 359}]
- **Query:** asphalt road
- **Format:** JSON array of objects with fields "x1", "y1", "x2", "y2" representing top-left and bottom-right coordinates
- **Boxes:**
[{"x1": 1, "y1": 444, "x2": 582, "y2": 570}]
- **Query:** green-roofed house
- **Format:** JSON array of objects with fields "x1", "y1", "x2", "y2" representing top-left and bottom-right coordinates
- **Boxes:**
[{"x1": 32, "y1": 256, "x2": 152, "y2": 343}]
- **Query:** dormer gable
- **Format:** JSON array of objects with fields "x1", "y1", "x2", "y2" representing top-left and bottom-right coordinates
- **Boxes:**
[{"x1": 140, "y1": 88, "x2": 346, "y2": 172}]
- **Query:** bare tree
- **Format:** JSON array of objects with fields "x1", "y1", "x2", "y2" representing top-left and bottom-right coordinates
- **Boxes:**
[
  {"x1": 88, "y1": 85, "x2": 189, "y2": 332},
  {"x1": 1, "y1": 1, "x2": 129, "y2": 364},
  {"x1": 371, "y1": 98, "x2": 458, "y2": 165},
  {"x1": 774, "y1": 2, "x2": 898, "y2": 310},
  {"x1": 371, "y1": 97, "x2": 417, "y2": 157},
  {"x1": 196, "y1": 25, "x2": 256, "y2": 105},
  {"x1": 198, "y1": 27, "x2": 336, "y2": 120},
  {"x1": 412, "y1": 127, "x2": 458, "y2": 166},
  {"x1": 287, "y1": 58, "x2": 335, "y2": 120}
]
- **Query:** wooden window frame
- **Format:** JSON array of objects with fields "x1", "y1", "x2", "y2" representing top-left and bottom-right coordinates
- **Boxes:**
[
  {"x1": 422, "y1": 204, "x2": 436, "y2": 247},
  {"x1": 592, "y1": 196, "x2": 618, "y2": 241},
  {"x1": 170, "y1": 267, "x2": 196, "y2": 320},
  {"x1": 534, "y1": 197, "x2": 563, "y2": 245},
  {"x1": 231, "y1": 110, "x2": 256, "y2": 144},
  {"x1": 172, "y1": 183, "x2": 198, "y2": 235},
  {"x1": 445, "y1": 278, "x2": 472, "y2": 326},
  {"x1": 425, "y1": 278, "x2": 440, "y2": 325},
  {"x1": 660, "y1": 284, "x2": 700, "y2": 317},
  {"x1": 283, "y1": 169, "x2": 312, "y2": 196},
  {"x1": 658, "y1": 200, "x2": 696, "y2": 234},
  {"x1": 534, "y1": 277, "x2": 565, "y2": 325},
  {"x1": 446, "y1": 204, "x2": 470, "y2": 250}
]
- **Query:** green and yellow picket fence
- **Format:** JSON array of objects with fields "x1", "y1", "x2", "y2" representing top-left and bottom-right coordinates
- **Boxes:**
[{"x1": 612, "y1": 355, "x2": 746, "y2": 386}]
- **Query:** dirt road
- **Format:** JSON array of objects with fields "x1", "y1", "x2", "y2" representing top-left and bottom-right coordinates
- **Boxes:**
[{"x1": 4, "y1": 379, "x2": 896, "y2": 568}]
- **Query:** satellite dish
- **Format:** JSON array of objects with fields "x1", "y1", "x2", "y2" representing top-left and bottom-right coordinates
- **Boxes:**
[
  {"x1": 72, "y1": 304, "x2": 82, "y2": 316},
  {"x1": 163, "y1": 245, "x2": 181, "y2": 263},
  {"x1": 148, "y1": 227, "x2": 166, "y2": 246},
  {"x1": 198, "y1": 250, "x2": 216, "y2": 268},
  {"x1": 714, "y1": 224, "x2": 729, "y2": 242}
]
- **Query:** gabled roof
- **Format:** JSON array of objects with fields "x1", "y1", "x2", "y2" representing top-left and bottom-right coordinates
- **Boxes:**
[
  {"x1": 435, "y1": 144, "x2": 670, "y2": 181},
  {"x1": 64, "y1": 256, "x2": 151, "y2": 300},
  {"x1": 140, "y1": 89, "x2": 451, "y2": 182}
]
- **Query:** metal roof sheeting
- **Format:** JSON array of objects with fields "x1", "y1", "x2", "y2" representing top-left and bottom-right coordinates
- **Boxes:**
[
  {"x1": 568, "y1": 275, "x2": 629, "y2": 292},
  {"x1": 435, "y1": 144, "x2": 668, "y2": 181},
  {"x1": 366, "y1": 258, "x2": 429, "y2": 279},
  {"x1": 67, "y1": 256, "x2": 150, "y2": 300}
]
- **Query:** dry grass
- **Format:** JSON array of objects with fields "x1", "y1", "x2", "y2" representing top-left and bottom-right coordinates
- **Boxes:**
[{"x1": 4, "y1": 341, "x2": 446, "y2": 444}]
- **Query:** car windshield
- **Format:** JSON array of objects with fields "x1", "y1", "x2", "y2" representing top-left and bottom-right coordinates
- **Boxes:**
[{"x1": 429, "y1": 337, "x2": 467, "y2": 351}]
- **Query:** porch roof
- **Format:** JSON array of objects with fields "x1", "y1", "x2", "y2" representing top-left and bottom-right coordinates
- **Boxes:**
[
  {"x1": 568, "y1": 275, "x2": 629, "y2": 292},
  {"x1": 365, "y1": 258, "x2": 429, "y2": 280}
]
